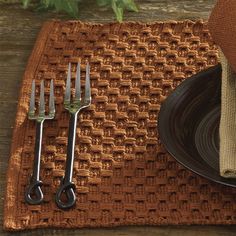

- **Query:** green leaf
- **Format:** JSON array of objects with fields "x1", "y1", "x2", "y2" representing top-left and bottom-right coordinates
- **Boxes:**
[
  {"x1": 22, "y1": 0, "x2": 138, "y2": 21},
  {"x1": 110, "y1": 0, "x2": 138, "y2": 21},
  {"x1": 122, "y1": 0, "x2": 138, "y2": 12},
  {"x1": 60, "y1": 0, "x2": 79, "y2": 18},
  {"x1": 38, "y1": 0, "x2": 53, "y2": 11},
  {"x1": 39, "y1": 0, "x2": 79, "y2": 18},
  {"x1": 22, "y1": 0, "x2": 31, "y2": 8},
  {"x1": 111, "y1": 0, "x2": 123, "y2": 22}
]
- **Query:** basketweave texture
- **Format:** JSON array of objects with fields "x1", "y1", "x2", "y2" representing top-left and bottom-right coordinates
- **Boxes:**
[{"x1": 4, "y1": 20, "x2": 236, "y2": 231}]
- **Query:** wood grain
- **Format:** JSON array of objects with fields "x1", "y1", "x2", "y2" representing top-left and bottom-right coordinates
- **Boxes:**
[{"x1": 1, "y1": 1, "x2": 236, "y2": 235}]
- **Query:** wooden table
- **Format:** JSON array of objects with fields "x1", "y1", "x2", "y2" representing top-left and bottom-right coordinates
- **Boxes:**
[{"x1": 1, "y1": 1, "x2": 236, "y2": 235}]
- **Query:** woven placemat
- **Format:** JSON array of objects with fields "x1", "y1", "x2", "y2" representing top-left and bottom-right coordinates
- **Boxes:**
[{"x1": 4, "y1": 20, "x2": 236, "y2": 231}]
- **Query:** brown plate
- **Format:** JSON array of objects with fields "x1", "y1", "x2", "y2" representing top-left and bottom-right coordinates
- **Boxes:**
[{"x1": 158, "y1": 64, "x2": 236, "y2": 187}]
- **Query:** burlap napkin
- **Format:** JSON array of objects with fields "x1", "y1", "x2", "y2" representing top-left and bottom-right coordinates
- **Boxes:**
[
  {"x1": 219, "y1": 50, "x2": 236, "y2": 178},
  {"x1": 208, "y1": 0, "x2": 236, "y2": 177}
]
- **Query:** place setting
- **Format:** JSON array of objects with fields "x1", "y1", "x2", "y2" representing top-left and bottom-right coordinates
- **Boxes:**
[{"x1": 3, "y1": 0, "x2": 236, "y2": 232}]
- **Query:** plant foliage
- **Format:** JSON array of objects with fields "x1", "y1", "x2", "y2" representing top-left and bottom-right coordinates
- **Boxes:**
[{"x1": 21, "y1": 0, "x2": 138, "y2": 21}]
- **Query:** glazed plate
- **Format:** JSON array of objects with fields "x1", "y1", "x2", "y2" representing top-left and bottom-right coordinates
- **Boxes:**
[{"x1": 158, "y1": 64, "x2": 236, "y2": 187}]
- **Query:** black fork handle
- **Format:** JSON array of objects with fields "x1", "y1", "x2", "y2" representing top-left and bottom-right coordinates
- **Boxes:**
[
  {"x1": 55, "y1": 112, "x2": 78, "y2": 209},
  {"x1": 25, "y1": 121, "x2": 44, "y2": 205}
]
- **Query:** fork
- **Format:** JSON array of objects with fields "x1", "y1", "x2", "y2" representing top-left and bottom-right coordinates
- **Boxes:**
[
  {"x1": 55, "y1": 63, "x2": 91, "y2": 209},
  {"x1": 25, "y1": 79, "x2": 55, "y2": 205}
]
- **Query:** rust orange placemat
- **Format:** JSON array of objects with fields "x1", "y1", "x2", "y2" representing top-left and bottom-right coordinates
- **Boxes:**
[{"x1": 3, "y1": 20, "x2": 236, "y2": 231}]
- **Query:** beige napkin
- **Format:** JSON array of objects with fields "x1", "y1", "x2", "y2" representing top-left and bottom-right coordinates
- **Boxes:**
[{"x1": 219, "y1": 50, "x2": 236, "y2": 178}]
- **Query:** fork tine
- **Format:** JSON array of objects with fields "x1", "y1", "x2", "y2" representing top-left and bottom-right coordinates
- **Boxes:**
[
  {"x1": 64, "y1": 63, "x2": 71, "y2": 104},
  {"x1": 75, "y1": 62, "x2": 81, "y2": 102},
  {"x1": 29, "y1": 80, "x2": 35, "y2": 117},
  {"x1": 39, "y1": 80, "x2": 45, "y2": 117},
  {"x1": 49, "y1": 79, "x2": 55, "y2": 117},
  {"x1": 85, "y1": 63, "x2": 91, "y2": 103}
]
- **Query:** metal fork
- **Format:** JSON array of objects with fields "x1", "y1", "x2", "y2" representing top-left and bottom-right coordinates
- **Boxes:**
[
  {"x1": 25, "y1": 79, "x2": 55, "y2": 205},
  {"x1": 55, "y1": 63, "x2": 91, "y2": 209}
]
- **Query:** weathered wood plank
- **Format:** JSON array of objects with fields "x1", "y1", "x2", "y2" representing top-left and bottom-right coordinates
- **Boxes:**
[{"x1": 2, "y1": 1, "x2": 236, "y2": 235}]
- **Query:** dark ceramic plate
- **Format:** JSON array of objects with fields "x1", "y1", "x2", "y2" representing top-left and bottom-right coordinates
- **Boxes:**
[{"x1": 158, "y1": 64, "x2": 236, "y2": 187}]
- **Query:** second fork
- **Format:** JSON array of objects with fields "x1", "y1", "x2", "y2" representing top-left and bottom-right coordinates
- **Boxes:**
[{"x1": 55, "y1": 63, "x2": 91, "y2": 209}]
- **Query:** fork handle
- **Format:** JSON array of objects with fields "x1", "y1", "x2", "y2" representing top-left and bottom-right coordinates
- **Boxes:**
[
  {"x1": 55, "y1": 177, "x2": 76, "y2": 209},
  {"x1": 65, "y1": 112, "x2": 78, "y2": 182},
  {"x1": 25, "y1": 179, "x2": 43, "y2": 205},
  {"x1": 55, "y1": 112, "x2": 78, "y2": 209},
  {"x1": 25, "y1": 121, "x2": 44, "y2": 204},
  {"x1": 33, "y1": 121, "x2": 44, "y2": 180}
]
